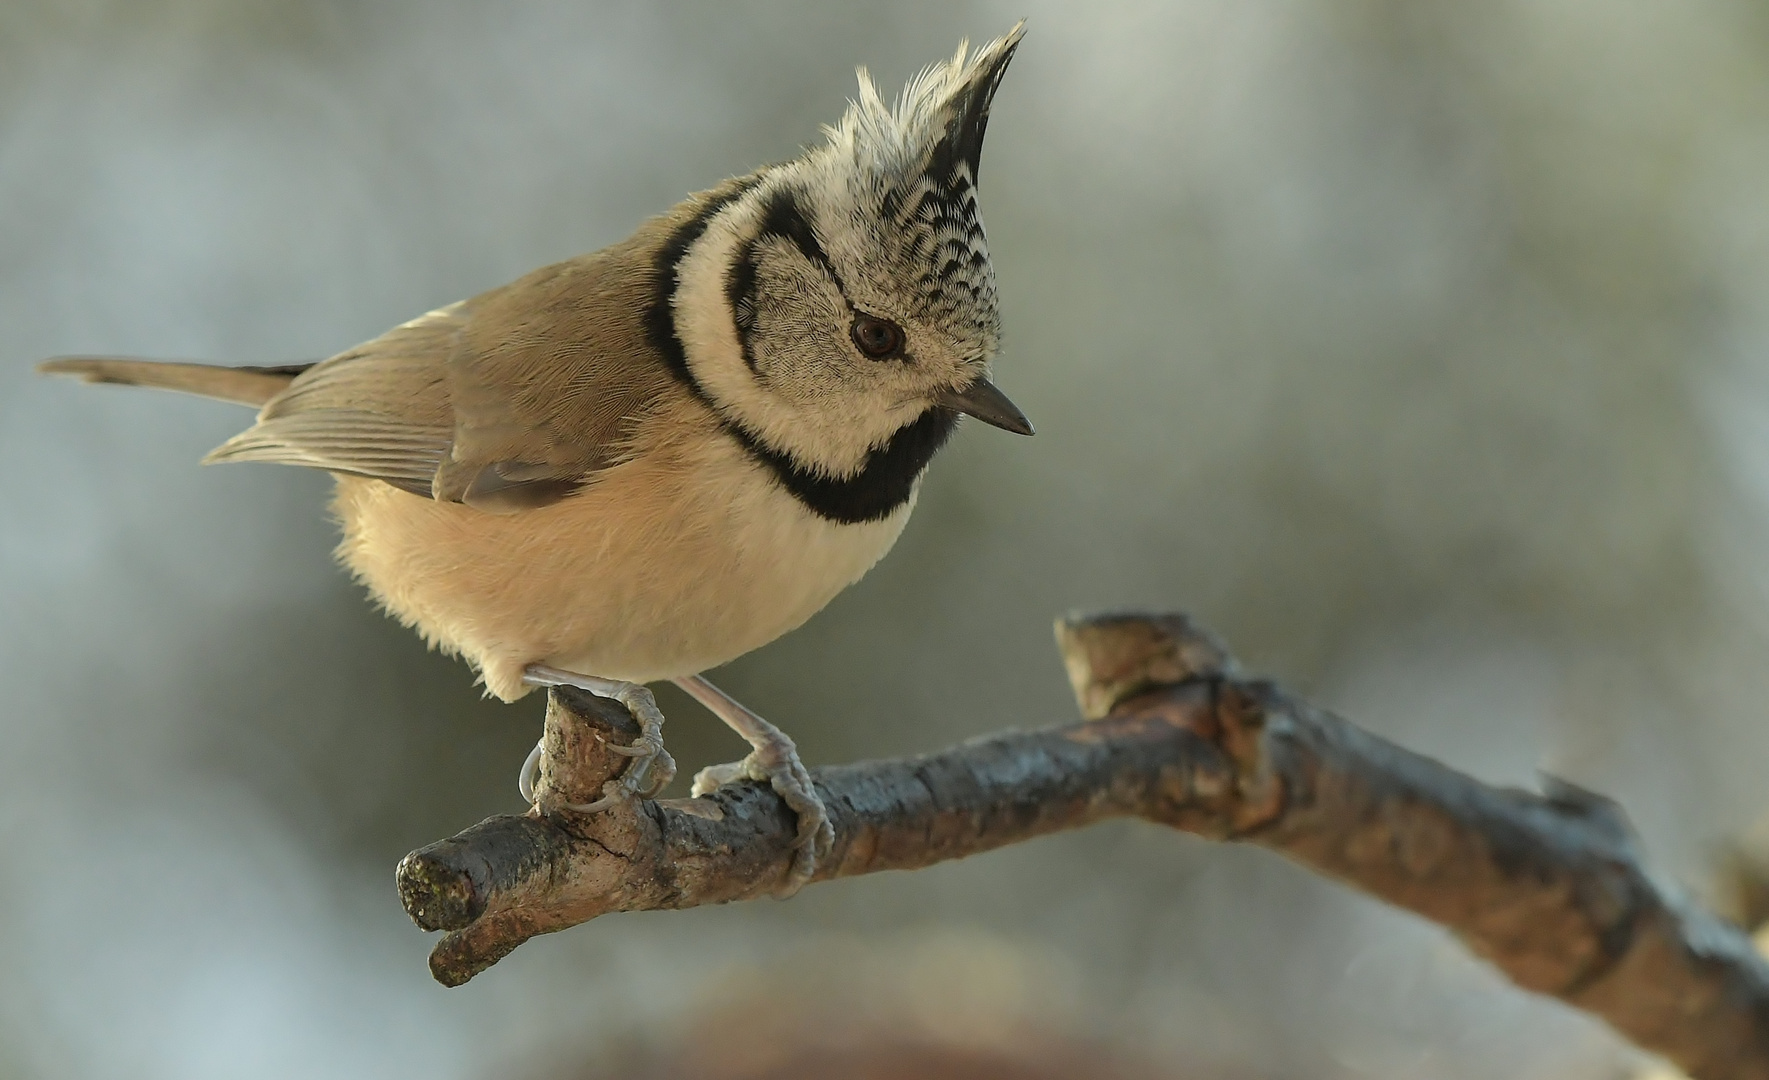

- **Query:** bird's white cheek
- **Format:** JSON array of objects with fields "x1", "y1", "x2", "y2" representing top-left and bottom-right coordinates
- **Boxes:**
[
  {"x1": 669, "y1": 194, "x2": 918, "y2": 477},
  {"x1": 673, "y1": 219, "x2": 749, "y2": 383}
]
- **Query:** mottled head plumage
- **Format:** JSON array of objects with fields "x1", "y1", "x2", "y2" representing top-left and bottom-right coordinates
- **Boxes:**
[{"x1": 809, "y1": 23, "x2": 1024, "y2": 352}]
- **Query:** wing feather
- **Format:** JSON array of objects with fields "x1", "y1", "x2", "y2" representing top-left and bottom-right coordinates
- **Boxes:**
[
  {"x1": 203, "y1": 305, "x2": 459, "y2": 488},
  {"x1": 198, "y1": 186, "x2": 725, "y2": 512}
]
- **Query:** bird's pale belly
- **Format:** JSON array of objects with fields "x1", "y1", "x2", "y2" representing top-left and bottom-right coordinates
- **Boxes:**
[{"x1": 330, "y1": 438, "x2": 913, "y2": 701}]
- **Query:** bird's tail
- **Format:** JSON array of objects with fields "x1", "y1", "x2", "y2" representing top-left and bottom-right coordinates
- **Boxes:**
[{"x1": 37, "y1": 357, "x2": 314, "y2": 407}]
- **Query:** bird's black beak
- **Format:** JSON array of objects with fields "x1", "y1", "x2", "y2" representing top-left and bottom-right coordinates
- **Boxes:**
[{"x1": 934, "y1": 376, "x2": 1034, "y2": 436}]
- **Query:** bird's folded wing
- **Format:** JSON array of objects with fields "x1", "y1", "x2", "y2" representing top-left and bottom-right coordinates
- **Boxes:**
[
  {"x1": 204, "y1": 227, "x2": 681, "y2": 512},
  {"x1": 432, "y1": 239, "x2": 679, "y2": 510},
  {"x1": 204, "y1": 305, "x2": 461, "y2": 497}
]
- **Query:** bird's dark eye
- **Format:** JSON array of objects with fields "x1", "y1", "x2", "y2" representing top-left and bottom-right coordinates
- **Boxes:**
[{"x1": 850, "y1": 314, "x2": 905, "y2": 359}]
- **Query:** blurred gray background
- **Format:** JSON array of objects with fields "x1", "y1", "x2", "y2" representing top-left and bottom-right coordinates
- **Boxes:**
[{"x1": 4, "y1": 1, "x2": 1768, "y2": 1077}]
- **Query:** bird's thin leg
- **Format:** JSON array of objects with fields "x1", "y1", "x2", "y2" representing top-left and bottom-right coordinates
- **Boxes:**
[
  {"x1": 518, "y1": 665, "x2": 677, "y2": 814},
  {"x1": 672, "y1": 674, "x2": 832, "y2": 895}
]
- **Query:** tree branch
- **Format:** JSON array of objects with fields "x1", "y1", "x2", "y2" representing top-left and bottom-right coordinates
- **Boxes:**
[{"x1": 397, "y1": 612, "x2": 1769, "y2": 1080}]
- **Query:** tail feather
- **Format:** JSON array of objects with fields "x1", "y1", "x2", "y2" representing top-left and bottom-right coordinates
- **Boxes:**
[{"x1": 37, "y1": 357, "x2": 313, "y2": 407}]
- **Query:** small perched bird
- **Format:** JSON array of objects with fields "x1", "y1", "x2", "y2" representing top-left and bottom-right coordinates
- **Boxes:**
[{"x1": 40, "y1": 26, "x2": 1030, "y2": 891}]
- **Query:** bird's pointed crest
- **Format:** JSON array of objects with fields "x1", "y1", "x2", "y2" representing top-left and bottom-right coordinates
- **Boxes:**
[
  {"x1": 812, "y1": 24, "x2": 1024, "y2": 341},
  {"x1": 824, "y1": 23, "x2": 1024, "y2": 193}
]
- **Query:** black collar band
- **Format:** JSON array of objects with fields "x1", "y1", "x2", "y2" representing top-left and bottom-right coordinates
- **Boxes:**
[{"x1": 724, "y1": 406, "x2": 957, "y2": 525}]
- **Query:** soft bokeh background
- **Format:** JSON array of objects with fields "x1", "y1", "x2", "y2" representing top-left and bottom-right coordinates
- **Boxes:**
[{"x1": 5, "y1": 1, "x2": 1769, "y2": 1077}]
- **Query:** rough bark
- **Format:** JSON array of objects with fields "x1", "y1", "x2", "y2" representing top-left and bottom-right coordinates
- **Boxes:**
[{"x1": 397, "y1": 611, "x2": 1769, "y2": 1080}]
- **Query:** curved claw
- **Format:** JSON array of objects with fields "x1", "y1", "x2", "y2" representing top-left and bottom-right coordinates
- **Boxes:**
[
  {"x1": 626, "y1": 742, "x2": 672, "y2": 802},
  {"x1": 558, "y1": 784, "x2": 627, "y2": 815},
  {"x1": 517, "y1": 739, "x2": 545, "y2": 805}
]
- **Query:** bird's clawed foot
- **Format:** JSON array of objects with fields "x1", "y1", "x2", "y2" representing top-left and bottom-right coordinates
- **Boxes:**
[
  {"x1": 512, "y1": 666, "x2": 828, "y2": 895},
  {"x1": 675, "y1": 675, "x2": 834, "y2": 896},
  {"x1": 690, "y1": 740, "x2": 832, "y2": 895},
  {"x1": 519, "y1": 665, "x2": 678, "y2": 813}
]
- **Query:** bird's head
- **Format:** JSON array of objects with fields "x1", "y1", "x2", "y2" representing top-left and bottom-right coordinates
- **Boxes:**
[{"x1": 666, "y1": 25, "x2": 1030, "y2": 497}]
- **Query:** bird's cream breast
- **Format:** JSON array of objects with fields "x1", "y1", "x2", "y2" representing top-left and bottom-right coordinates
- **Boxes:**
[{"x1": 331, "y1": 425, "x2": 913, "y2": 701}]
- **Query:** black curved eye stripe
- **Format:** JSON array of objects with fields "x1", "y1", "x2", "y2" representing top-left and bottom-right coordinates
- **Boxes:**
[
  {"x1": 757, "y1": 188, "x2": 848, "y2": 296},
  {"x1": 724, "y1": 238, "x2": 761, "y2": 373},
  {"x1": 748, "y1": 187, "x2": 915, "y2": 365},
  {"x1": 729, "y1": 188, "x2": 850, "y2": 375}
]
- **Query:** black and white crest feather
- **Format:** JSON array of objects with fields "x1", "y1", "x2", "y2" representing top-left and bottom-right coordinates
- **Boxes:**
[{"x1": 813, "y1": 24, "x2": 1023, "y2": 353}]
